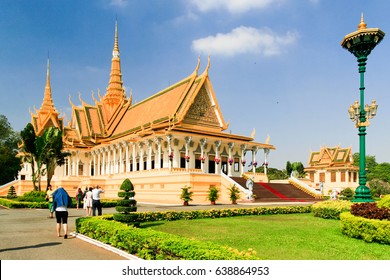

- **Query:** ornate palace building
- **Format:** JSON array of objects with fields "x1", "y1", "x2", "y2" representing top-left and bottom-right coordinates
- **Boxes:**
[
  {"x1": 6, "y1": 22, "x2": 276, "y2": 203},
  {"x1": 304, "y1": 146, "x2": 359, "y2": 195}
]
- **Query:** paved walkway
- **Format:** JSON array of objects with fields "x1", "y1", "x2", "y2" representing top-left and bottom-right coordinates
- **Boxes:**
[{"x1": 0, "y1": 202, "x2": 313, "y2": 260}]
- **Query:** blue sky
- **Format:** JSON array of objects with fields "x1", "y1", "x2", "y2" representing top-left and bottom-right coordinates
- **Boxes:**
[{"x1": 0, "y1": 0, "x2": 389, "y2": 170}]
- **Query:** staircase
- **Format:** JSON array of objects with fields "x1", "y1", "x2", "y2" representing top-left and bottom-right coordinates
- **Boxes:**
[{"x1": 231, "y1": 177, "x2": 321, "y2": 202}]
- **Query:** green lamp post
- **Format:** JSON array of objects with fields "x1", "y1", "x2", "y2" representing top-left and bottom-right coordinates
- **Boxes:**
[{"x1": 341, "y1": 15, "x2": 385, "y2": 202}]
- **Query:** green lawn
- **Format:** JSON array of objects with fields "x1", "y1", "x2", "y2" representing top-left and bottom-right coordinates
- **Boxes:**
[{"x1": 141, "y1": 213, "x2": 390, "y2": 260}]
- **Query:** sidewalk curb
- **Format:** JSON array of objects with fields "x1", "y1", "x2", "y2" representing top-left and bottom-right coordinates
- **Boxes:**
[{"x1": 70, "y1": 232, "x2": 142, "y2": 260}]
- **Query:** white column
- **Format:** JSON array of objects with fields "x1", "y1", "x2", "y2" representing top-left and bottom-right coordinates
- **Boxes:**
[
  {"x1": 125, "y1": 142, "x2": 130, "y2": 173},
  {"x1": 264, "y1": 148, "x2": 270, "y2": 176},
  {"x1": 185, "y1": 136, "x2": 192, "y2": 171},
  {"x1": 112, "y1": 146, "x2": 117, "y2": 174},
  {"x1": 97, "y1": 150, "x2": 101, "y2": 176},
  {"x1": 93, "y1": 152, "x2": 96, "y2": 176},
  {"x1": 200, "y1": 138, "x2": 207, "y2": 173},
  {"x1": 240, "y1": 144, "x2": 247, "y2": 176},
  {"x1": 138, "y1": 143, "x2": 144, "y2": 171},
  {"x1": 252, "y1": 146, "x2": 258, "y2": 176},
  {"x1": 154, "y1": 137, "x2": 162, "y2": 169},
  {"x1": 107, "y1": 147, "x2": 110, "y2": 175},
  {"x1": 215, "y1": 140, "x2": 221, "y2": 174},
  {"x1": 102, "y1": 148, "x2": 106, "y2": 175},
  {"x1": 167, "y1": 134, "x2": 173, "y2": 171},
  {"x1": 146, "y1": 140, "x2": 153, "y2": 170},
  {"x1": 132, "y1": 143, "x2": 137, "y2": 172},
  {"x1": 228, "y1": 142, "x2": 234, "y2": 177}
]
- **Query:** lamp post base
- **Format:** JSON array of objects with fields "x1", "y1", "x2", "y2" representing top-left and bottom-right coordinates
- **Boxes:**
[{"x1": 352, "y1": 185, "x2": 375, "y2": 202}]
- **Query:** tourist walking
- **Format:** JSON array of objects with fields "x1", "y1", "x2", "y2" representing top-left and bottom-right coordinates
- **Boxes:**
[
  {"x1": 75, "y1": 187, "x2": 83, "y2": 209},
  {"x1": 92, "y1": 185, "x2": 105, "y2": 216},
  {"x1": 83, "y1": 187, "x2": 93, "y2": 216},
  {"x1": 45, "y1": 185, "x2": 54, "y2": 218},
  {"x1": 52, "y1": 187, "x2": 72, "y2": 239}
]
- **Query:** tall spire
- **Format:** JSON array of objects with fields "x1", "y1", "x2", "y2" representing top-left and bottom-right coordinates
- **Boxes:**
[
  {"x1": 32, "y1": 57, "x2": 60, "y2": 135},
  {"x1": 39, "y1": 57, "x2": 57, "y2": 113},
  {"x1": 103, "y1": 19, "x2": 126, "y2": 121}
]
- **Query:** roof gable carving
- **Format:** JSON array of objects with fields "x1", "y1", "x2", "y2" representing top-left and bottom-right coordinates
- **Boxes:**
[{"x1": 307, "y1": 146, "x2": 354, "y2": 168}]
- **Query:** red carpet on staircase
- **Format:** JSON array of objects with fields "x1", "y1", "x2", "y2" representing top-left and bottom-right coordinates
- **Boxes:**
[{"x1": 257, "y1": 182, "x2": 307, "y2": 202}]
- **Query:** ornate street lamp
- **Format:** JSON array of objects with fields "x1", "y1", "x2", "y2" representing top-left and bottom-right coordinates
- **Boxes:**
[{"x1": 341, "y1": 14, "x2": 385, "y2": 202}]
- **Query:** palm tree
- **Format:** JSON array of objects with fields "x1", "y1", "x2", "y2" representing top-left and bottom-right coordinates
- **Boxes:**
[
  {"x1": 20, "y1": 125, "x2": 69, "y2": 191},
  {"x1": 40, "y1": 127, "x2": 70, "y2": 189}
]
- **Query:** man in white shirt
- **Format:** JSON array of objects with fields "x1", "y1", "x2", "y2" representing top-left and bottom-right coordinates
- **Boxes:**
[{"x1": 92, "y1": 185, "x2": 105, "y2": 216}]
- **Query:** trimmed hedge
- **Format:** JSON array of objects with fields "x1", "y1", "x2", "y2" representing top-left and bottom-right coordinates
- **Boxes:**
[
  {"x1": 0, "y1": 198, "x2": 48, "y2": 208},
  {"x1": 340, "y1": 212, "x2": 390, "y2": 244},
  {"x1": 119, "y1": 205, "x2": 312, "y2": 223},
  {"x1": 311, "y1": 200, "x2": 353, "y2": 220},
  {"x1": 0, "y1": 197, "x2": 118, "y2": 209},
  {"x1": 76, "y1": 217, "x2": 257, "y2": 260},
  {"x1": 377, "y1": 194, "x2": 390, "y2": 209}
]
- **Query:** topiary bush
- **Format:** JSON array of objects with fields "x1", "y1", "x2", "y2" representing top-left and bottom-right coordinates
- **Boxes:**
[
  {"x1": 7, "y1": 186, "x2": 17, "y2": 199},
  {"x1": 113, "y1": 178, "x2": 139, "y2": 226},
  {"x1": 340, "y1": 187, "x2": 354, "y2": 200}
]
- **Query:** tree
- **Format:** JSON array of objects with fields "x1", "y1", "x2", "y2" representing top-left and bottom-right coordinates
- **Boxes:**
[
  {"x1": 40, "y1": 127, "x2": 70, "y2": 188},
  {"x1": 20, "y1": 125, "x2": 69, "y2": 191},
  {"x1": 113, "y1": 178, "x2": 139, "y2": 226},
  {"x1": 290, "y1": 162, "x2": 306, "y2": 178},
  {"x1": 0, "y1": 115, "x2": 21, "y2": 185},
  {"x1": 286, "y1": 161, "x2": 293, "y2": 177},
  {"x1": 20, "y1": 123, "x2": 38, "y2": 190},
  {"x1": 256, "y1": 166, "x2": 288, "y2": 180},
  {"x1": 352, "y1": 153, "x2": 378, "y2": 176}
]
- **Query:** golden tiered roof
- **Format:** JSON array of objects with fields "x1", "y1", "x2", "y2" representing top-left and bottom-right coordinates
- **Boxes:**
[
  {"x1": 305, "y1": 146, "x2": 358, "y2": 171},
  {"x1": 32, "y1": 21, "x2": 274, "y2": 152}
]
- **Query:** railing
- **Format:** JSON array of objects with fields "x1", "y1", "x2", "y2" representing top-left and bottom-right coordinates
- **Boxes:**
[
  {"x1": 221, "y1": 173, "x2": 250, "y2": 198},
  {"x1": 289, "y1": 176, "x2": 323, "y2": 199},
  {"x1": 0, "y1": 179, "x2": 18, "y2": 190}
]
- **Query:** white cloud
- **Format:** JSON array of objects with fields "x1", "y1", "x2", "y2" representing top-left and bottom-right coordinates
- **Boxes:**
[
  {"x1": 189, "y1": 0, "x2": 283, "y2": 14},
  {"x1": 191, "y1": 26, "x2": 298, "y2": 57}
]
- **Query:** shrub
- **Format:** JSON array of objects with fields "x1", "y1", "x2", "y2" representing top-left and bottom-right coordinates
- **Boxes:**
[
  {"x1": 180, "y1": 186, "x2": 193, "y2": 206},
  {"x1": 377, "y1": 194, "x2": 390, "y2": 209},
  {"x1": 7, "y1": 186, "x2": 17, "y2": 199},
  {"x1": 340, "y1": 187, "x2": 354, "y2": 200},
  {"x1": 113, "y1": 178, "x2": 139, "y2": 226},
  {"x1": 350, "y1": 202, "x2": 390, "y2": 221},
  {"x1": 228, "y1": 184, "x2": 241, "y2": 204},
  {"x1": 17, "y1": 190, "x2": 46, "y2": 202},
  {"x1": 340, "y1": 212, "x2": 390, "y2": 244},
  {"x1": 312, "y1": 200, "x2": 352, "y2": 219},
  {"x1": 107, "y1": 205, "x2": 312, "y2": 223},
  {"x1": 208, "y1": 186, "x2": 219, "y2": 204}
]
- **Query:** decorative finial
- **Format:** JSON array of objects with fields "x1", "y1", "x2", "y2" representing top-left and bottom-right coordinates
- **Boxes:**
[
  {"x1": 113, "y1": 19, "x2": 120, "y2": 58},
  {"x1": 358, "y1": 13, "x2": 367, "y2": 30}
]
